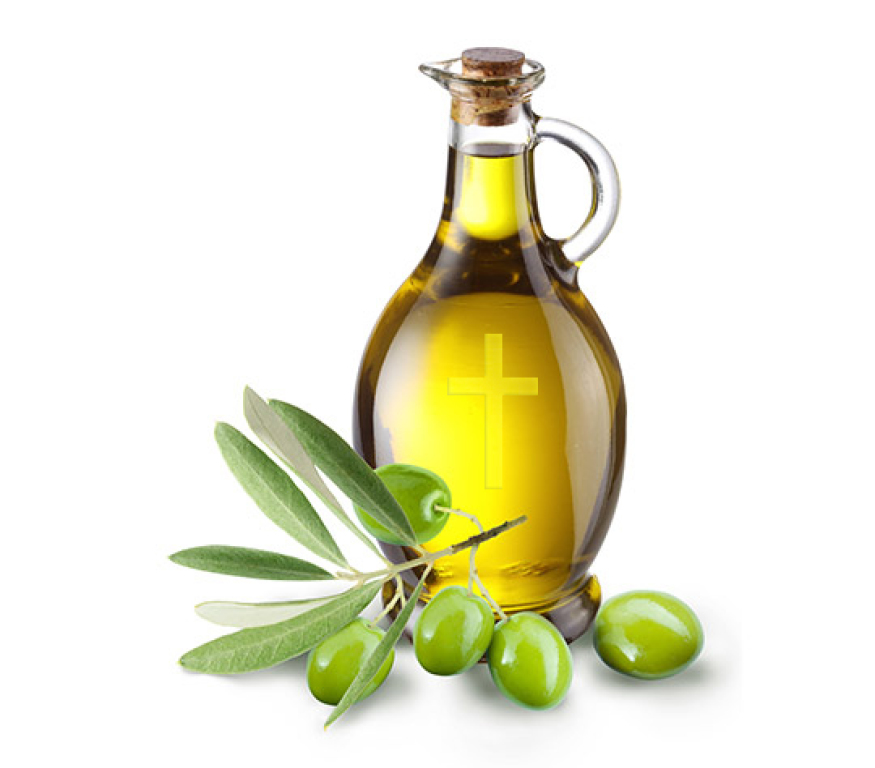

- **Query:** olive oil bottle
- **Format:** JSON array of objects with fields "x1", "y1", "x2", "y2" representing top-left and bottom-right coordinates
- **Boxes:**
[{"x1": 354, "y1": 48, "x2": 625, "y2": 641}]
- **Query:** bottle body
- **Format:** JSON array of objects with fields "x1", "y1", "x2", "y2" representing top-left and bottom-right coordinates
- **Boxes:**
[{"x1": 354, "y1": 146, "x2": 625, "y2": 616}]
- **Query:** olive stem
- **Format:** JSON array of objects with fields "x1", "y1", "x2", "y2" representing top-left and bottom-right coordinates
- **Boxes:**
[
  {"x1": 369, "y1": 581, "x2": 402, "y2": 627},
  {"x1": 438, "y1": 506, "x2": 508, "y2": 620},
  {"x1": 439, "y1": 506, "x2": 481, "y2": 595},
  {"x1": 467, "y1": 546, "x2": 478, "y2": 595},
  {"x1": 346, "y1": 515, "x2": 528, "y2": 584},
  {"x1": 394, "y1": 515, "x2": 527, "y2": 573},
  {"x1": 473, "y1": 569, "x2": 507, "y2": 621}
]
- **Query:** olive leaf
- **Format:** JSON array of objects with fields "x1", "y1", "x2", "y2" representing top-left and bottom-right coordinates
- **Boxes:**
[
  {"x1": 243, "y1": 387, "x2": 384, "y2": 558},
  {"x1": 169, "y1": 545, "x2": 335, "y2": 581},
  {"x1": 195, "y1": 596, "x2": 336, "y2": 628},
  {"x1": 180, "y1": 581, "x2": 381, "y2": 674},
  {"x1": 215, "y1": 423, "x2": 348, "y2": 568},
  {"x1": 325, "y1": 571, "x2": 430, "y2": 728},
  {"x1": 269, "y1": 400, "x2": 416, "y2": 546}
]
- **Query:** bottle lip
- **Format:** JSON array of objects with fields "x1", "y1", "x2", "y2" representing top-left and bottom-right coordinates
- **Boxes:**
[{"x1": 419, "y1": 57, "x2": 546, "y2": 91}]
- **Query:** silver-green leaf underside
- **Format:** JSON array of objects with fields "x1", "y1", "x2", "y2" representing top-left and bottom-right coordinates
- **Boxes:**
[
  {"x1": 169, "y1": 545, "x2": 334, "y2": 581},
  {"x1": 195, "y1": 596, "x2": 337, "y2": 628},
  {"x1": 180, "y1": 581, "x2": 381, "y2": 674},
  {"x1": 325, "y1": 572, "x2": 429, "y2": 728},
  {"x1": 214, "y1": 423, "x2": 348, "y2": 567},
  {"x1": 243, "y1": 388, "x2": 383, "y2": 557},
  {"x1": 269, "y1": 400, "x2": 416, "y2": 546}
]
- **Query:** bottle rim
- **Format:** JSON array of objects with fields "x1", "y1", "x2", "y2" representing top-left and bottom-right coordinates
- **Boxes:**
[{"x1": 419, "y1": 57, "x2": 546, "y2": 91}]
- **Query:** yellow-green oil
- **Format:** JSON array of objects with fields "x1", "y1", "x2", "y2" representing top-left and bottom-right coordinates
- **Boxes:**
[{"x1": 354, "y1": 147, "x2": 625, "y2": 614}]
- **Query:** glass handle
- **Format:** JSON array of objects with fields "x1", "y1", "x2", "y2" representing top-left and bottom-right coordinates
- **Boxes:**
[{"x1": 534, "y1": 116, "x2": 620, "y2": 266}]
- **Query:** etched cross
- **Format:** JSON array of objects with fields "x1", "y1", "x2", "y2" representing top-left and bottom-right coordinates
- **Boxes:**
[{"x1": 448, "y1": 333, "x2": 538, "y2": 489}]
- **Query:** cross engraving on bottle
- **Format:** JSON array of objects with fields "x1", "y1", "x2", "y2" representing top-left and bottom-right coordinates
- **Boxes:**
[{"x1": 448, "y1": 333, "x2": 538, "y2": 489}]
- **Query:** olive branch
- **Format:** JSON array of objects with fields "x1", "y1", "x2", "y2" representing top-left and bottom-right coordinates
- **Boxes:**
[{"x1": 170, "y1": 387, "x2": 525, "y2": 727}]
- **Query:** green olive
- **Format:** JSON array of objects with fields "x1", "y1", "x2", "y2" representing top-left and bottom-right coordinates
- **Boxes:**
[
  {"x1": 355, "y1": 463, "x2": 451, "y2": 545},
  {"x1": 488, "y1": 612, "x2": 572, "y2": 710},
  {"x1": 414, "y1": 586, "x2": 494, "y2": 676},
  {"x1": 593, "y1": 590, "x2": 704, "y2": 679},
  {"x1": 306, "y1": 618, "x2": 393, "y2": 705}
]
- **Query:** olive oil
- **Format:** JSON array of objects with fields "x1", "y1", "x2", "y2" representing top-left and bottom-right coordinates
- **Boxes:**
[
  {"x1": 355, "y1": 149, "x2": 624, "y2": 612},
  {"x1": 354, "y1": 48, "x2": 625, "y2": 637}
]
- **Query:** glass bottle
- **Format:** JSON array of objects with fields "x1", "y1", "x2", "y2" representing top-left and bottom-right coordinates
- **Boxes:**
[{"x1": 353, "y1": 48, "x2": 625, "y2": 641}]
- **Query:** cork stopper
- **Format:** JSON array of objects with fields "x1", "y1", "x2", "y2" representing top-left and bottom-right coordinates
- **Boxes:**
[
  {"x1": 461, "y1": 47, "x2": 525, "y2": 79},
  {"x1": 450, "y1": 47, "x2": 531, "y2": 127}
]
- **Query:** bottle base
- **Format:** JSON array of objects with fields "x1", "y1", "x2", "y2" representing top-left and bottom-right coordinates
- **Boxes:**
[{"x1": 540, "y1": 573, "x2": 602, "y2": 643}]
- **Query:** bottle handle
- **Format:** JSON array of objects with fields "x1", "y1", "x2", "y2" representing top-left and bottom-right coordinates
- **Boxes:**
[{"x1": 534, "y1": 116, "x2": 620, "y2": 266}]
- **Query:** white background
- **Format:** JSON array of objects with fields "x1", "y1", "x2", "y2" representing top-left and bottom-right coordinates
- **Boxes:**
[{"x1": 2, "y1": 1, "x2": 873, "y2": 765}]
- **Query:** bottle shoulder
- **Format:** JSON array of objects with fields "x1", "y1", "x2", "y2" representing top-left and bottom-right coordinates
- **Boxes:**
[
  {"x1": 402, "y1": 236, "x2": 606, "y2": 324},
  {"x1": 366, "y1": 238, "x2": 619, "y2": 365}
]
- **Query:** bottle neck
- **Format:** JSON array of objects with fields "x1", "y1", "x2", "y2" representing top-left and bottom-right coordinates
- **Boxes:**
[{"x1": 439, "y1": 107, "x2": 540, "y2": 245}]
